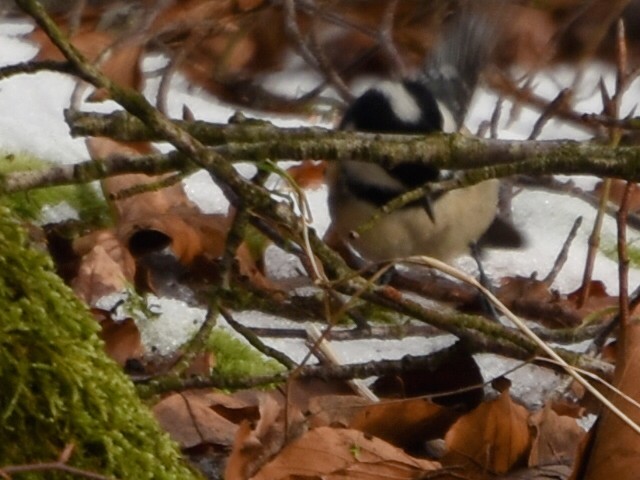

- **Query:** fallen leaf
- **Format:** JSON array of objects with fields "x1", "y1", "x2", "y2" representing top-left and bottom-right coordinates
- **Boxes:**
[
  {"x1": 119, "y1": 213, "x2": 215, "y2": 265},
  {"x1": 308, "y1": 395, "x2": 373, "y2": 428},
  {"x1": 308, "y1": 395, "x2": 461, "y2": 450},
  {"x1": 84, "y1": 137, "x2": 278, "y2": 293},
  {"x1": 208, "y1": 390, "x2": 263, "y2": 425},
  {"x1": 349, "y1": 397, "x2": 462, "y2": 449},
  {"x1": 153, "y1": 390, "x2": 239, "y2": 449},
  {"x1": 528, "y1": 404, "x2": 585, "y2": 466},
  {"x1": 97, "y1": 314, "x2": 143, "y2": 366},
  {"x1": 235, "y1": 0, "x2": 265, "y2": 11},
  {"x1": 497, "y1": 4, "x2": 556, "y2": 66},
  {"x1": 501, "y1": 464, "x2": 573, "y2": 479},
  {"x1": 285, "y1": 161, "x2": 326, "y2": 189},
  {"x1": 252, "y1": 426, "x2": 440, "y2": 480},
  {"x1": 284, "y1": 376, "x2": 356, "y2": 415},
  {"x1": 225, "y1": 394, "x2": 297, "y2": 480},
  {"x1": 85, "y1": 138, "x2": 195, "y2": 221},
  {"x1": 33, "y1": 29, "x2": 143, "y2": 96},
  {"x1": 71, "y1": 230, "x2": 136, "y2": 305},
  {"x1": 184, "y1": 352, "x2": 217, "y2": 377},
  {"x1": 444, "y1": 388, "x2": 531, "y2": 474},
  {"x1": 573, "y1": 322, "x2": 640, "y2": 479},
  {"x1": 566, "y1": 280, "x2": 619, "y2": 317},
  {"x1": 498, "y1": 275, "x2": 583, "y2": 328}
]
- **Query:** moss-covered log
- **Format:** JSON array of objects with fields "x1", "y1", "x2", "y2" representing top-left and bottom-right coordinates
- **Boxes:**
[{"x1": 0, "y1": 206, "x2": 201, "y2": 479}]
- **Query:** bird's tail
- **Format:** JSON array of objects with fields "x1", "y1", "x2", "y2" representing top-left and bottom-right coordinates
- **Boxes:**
[{"x1": 419, "y1": 1, "x2": 506, "y2": 128}]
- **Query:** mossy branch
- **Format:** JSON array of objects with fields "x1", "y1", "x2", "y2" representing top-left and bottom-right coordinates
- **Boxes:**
[
  {"x1": 67, "y1": 110, "x2": 640, "y2": 180},
  {"x1": 6, "y1": 118, "x2": 640, "y2": 196}
]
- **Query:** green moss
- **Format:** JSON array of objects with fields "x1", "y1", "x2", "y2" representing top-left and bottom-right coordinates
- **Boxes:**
[
  {"x1": 0, "y1": 152, "x2": 109, "y2": 226},
  {"x1": 207, "y1": 329, "x2": 283, "y2": 381},
  {"x1": 0, "y1": 206, "x2": 201, "y2": 479}
]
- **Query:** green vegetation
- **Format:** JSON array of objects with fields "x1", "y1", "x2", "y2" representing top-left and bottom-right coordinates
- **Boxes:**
[
  {"x1": 207, "y1": 328, "x2": 283, "y2": 380},
  {"x1": 0, "y1": 152, "x2": 109, "y2": 226},
  {"x1": 0, "y1": 206, "x2": 201, "y2": 479},
  {"x1": 601, "y1": 236, "x2": 640, "y2": 269}
]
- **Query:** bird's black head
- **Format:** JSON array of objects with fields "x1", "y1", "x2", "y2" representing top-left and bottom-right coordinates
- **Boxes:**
[{"x1": 339, "y1": 79, "x2": 444, "y2": 134}]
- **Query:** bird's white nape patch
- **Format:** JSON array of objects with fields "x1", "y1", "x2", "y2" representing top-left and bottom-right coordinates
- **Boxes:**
[
  {"x1": 374, "y1": 80, "x2": 422, "y2": 125},
  {"x1": 437, "y1": 101, "x2": 457, "y2": 133}
]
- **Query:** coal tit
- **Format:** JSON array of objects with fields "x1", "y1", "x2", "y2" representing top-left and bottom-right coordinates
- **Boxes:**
[{"x1": 325, "y1": 7, "x2": 522, "y2": 266}]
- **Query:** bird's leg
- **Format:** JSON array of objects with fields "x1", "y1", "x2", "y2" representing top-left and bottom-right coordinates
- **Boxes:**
[{"x1": 469, "y1": 242, "x2": 501, "y2": 321}]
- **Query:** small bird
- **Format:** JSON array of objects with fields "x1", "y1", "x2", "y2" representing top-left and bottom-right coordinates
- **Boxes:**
[{"x1": 325, "y1": 5, "x2": 522, "y2": 267}]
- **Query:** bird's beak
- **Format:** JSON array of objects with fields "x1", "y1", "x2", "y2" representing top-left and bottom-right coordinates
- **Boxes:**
[{"x1": 422, "y1": 196, "x2": 436, "y2": 223}]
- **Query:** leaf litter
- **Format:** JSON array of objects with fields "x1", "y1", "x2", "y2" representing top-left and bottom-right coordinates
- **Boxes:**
[{"x1": 6, "y1": 3, "x2": 640, "y2": 479}]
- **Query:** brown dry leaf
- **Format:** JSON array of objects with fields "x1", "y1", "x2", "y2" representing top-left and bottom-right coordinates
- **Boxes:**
[
  {"x1": 87, "y1": 40, "x2": 144, "y2": 102},
  {"x1": 497, "y1": 276, "x2": 582, "y2": 328},
  {"x1": 97, "y1": 313, "x2": 143, "y2": 366},
  {"x1": 208, "y1": 390, "x2": 263, "y2": 425},
  {"x1": 501, "y1": 464, "x2": 573, "y2": 479},
  {"x1": 251, "y1": 426, "x2": 440, "y2": 480},
  {"x1": 235, "y1": 0, "x2": 265, "y2": 11},
  {"x1": 286, "y1": 161, "x2": 326, "y2": 190},
  {"x1": 86, "y1": 138, "x2": 195, "y2": 222},
  {"x1": 566, "y1": 280, "x2": 619, "y2": 320},
  {"x1": 153, "y1": 390, "x2": 239, "y2": 449},
  {"x1": 286, "y1": 376, "x2": 358, "y2": 415},
  {"x1": 85, "y1": 137, "x2": 275, "y2": 291},
  {"x1": 234, "y1": 241, "x2": 281, "y2": 292},
  {"x1": 498, "y1": 276, "x2": 557, "y2": 306},
  {"x1": 309, "y1": 395, "x2": 461, "y2": 450},
  {"x1": 308, "y1": 395, "x2": 372, "y2": 429},
  {"x1": 71, "y1": 230, "x2": 136, "y2": 305},
  {"x1": 152, "y1": 1, "x2": 287, "y2": 105},
  {"x1": 349, "y1": 397, "x2": 462, "y2": 448},
  {"x1": 574, "y1": 322, "x2": 640, "y2": 479},
  {"x1": 184, "y1": 352, "x2": 217, "y2": 377},
  {"x1": 119, "y1": 212, "x2": 225, "y2": 265},
  {"x1": 497, "y1": 4, "x2": 556, "y2": 66},
  {"x1": 225, "y1": 394, "x2": 295, "y2": 480},
  {"x1": 444, "y1": 389, "x2": 531, "y2": 474},
  {"x1": 32, "y1": 29, "x2": 143, "y2": 95},
  {"x1": 528, "y1": 404, "x2": 585, "y2": 467}
]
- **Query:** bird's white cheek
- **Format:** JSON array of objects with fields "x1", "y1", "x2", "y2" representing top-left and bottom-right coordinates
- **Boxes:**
[{"x1": 436, "y1": 101, "x2": 457, "y2": 133}]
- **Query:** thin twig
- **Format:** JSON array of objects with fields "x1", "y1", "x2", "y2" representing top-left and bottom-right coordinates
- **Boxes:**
[
  {"x1": 528, "y1": 88, "x2": 573, "y2": 140},
  {"x1": 543, "y1": 216, "x2": 583, "y2": 285},
  {"x1": 168, "y1": 302, "x2": 218, "y2": 376},
  {"x1": 0, "y1": 444, "x2": 114, "y2": 480},
  {"x1": 220, "y1": 307, "x2": 297, "y2": 369},
  {"x1": 306, "y1": 324, "x2": 378, "y2": 401},
  {"x1": 408, "y1": 255, "x2": 640, "y2": 435},
  {"x1": 110, "y1": 172, "x2": 186, "y2": 201},
  {"x1": 617, "y1": 181, "x2": 633, "y2": 329},
  {"x1": 578, "y1": 19, "x2": 631, "y2": 307},
  {"x1": 378, "y1": 0, "x2": 405, "y2": 78},
  {"x1": 0, "y1": 60, "x2": 80, "y2": 79},
  {"x1": 307, "y1": 18, "x2": 353, "y2": 101}
]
